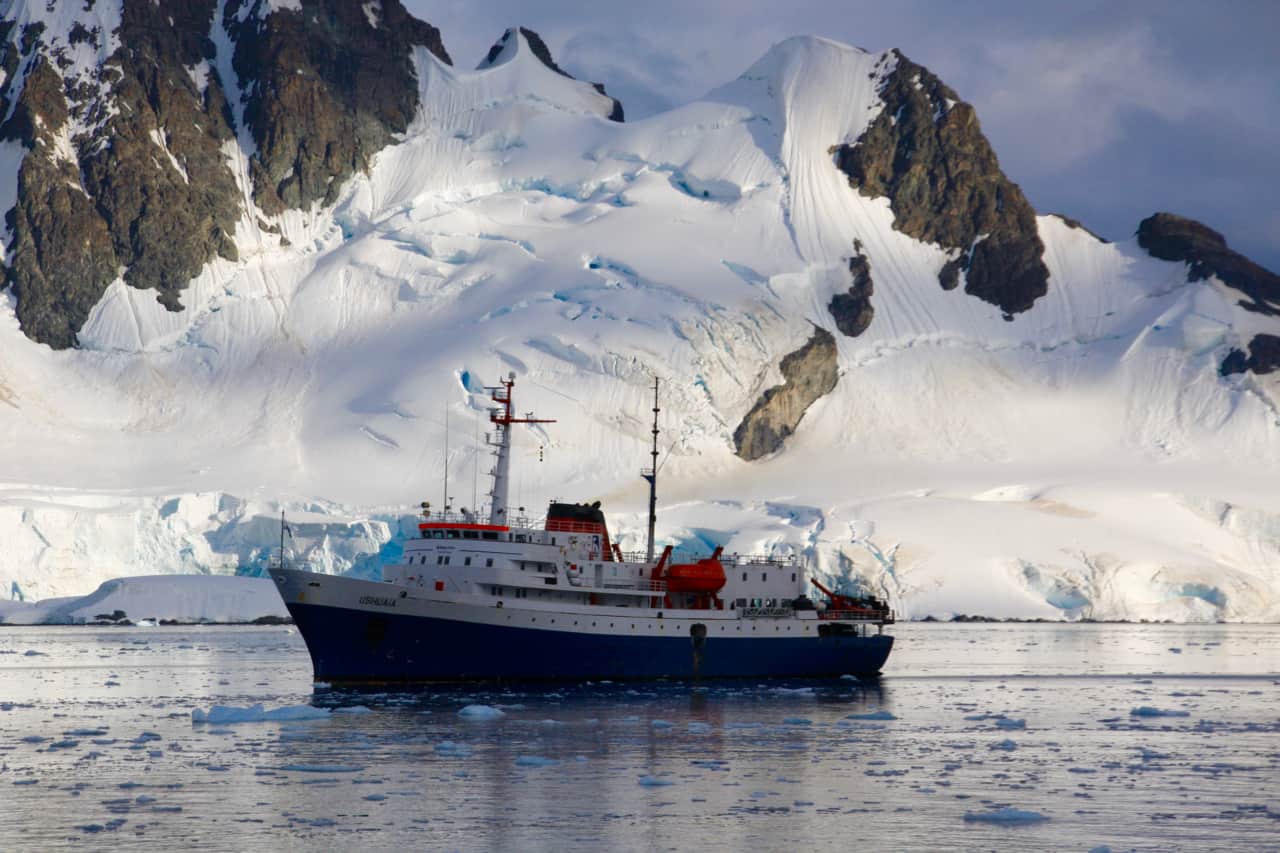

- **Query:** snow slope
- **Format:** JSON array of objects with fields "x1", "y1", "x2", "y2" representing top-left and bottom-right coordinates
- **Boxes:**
[{"x1": 1, "y1": 33, "x2": 1277, "y2": 621}]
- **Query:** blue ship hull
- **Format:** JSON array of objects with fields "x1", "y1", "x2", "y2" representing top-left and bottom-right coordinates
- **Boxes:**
[{"x1": 288, "y1": 601, "x2": 894, "y2": 683}]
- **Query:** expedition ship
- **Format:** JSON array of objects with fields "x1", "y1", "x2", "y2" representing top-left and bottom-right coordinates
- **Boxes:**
[{"x1": 270, "y1": 375, "x2": 894, "y2": 682}]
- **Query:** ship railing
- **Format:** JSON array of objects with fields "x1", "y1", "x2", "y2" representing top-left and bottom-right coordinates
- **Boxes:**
[
  {"x1": 818, "y1": 608, "x2": 895, "y2": 624},
  {"x1": 617, "y1": 550, "x2": 799, "y2": 567},
  {"x1": 722, "y1": 553, "x2": 798, "y2": 567},
  {"x1": 600, "y1": 577, "x2": 667, "y2": 592},
  {"x1": 740, "y1": 605, "x2": 795, "y2": 619},
  {"x1": 418, "y1": 509, "x2": 537, "y2": 527}
]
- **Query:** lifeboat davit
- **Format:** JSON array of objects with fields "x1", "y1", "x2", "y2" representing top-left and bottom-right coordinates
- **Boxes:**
[{"x1": 664, "y1": 546, "x2": 727, "y2": 594}]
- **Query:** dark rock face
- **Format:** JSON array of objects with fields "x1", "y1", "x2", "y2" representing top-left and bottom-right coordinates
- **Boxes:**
[
  {"x1": 1221, "y1": 335, "x2": 1280, "y2": 376},
  {"x1": 0, "y1": 0, "x2": 451, "y2": 348},
  {"x1": 733, "y1": 326, "x2": 839, "y2": 461},
  {"x1": 834, "y1": 49, "x2": 1049, "y2": 319},
  {"x1": 82, "y1": 0, "x2": 242, "y2": 312},
  {"x1": 828, "y1": 243, "x2": 874, "y2": 337},
  {"x1": 1137, "y1": 213, "x2": 1280, "y2": 316},
  {"x1": 2, "y1": 59, "x2": 118, "y2": 348},
  {"x1": 228, "y1": 0, "x2": 451, "y2": 215},
  {"x1": 1049, "y1": 213, "x2": 1109, "y2": 243},
  {"x1": 479, "y1": 27, "x2": 624, "y2": 122}
]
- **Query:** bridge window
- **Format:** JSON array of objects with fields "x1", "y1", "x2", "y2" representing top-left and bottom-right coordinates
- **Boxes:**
[
  {"x1": 482, "y1": 532, "x2": 498, "y2": 540},
  {"x1": 464, "y1": 557, "x2": 471, "y2": 566}
]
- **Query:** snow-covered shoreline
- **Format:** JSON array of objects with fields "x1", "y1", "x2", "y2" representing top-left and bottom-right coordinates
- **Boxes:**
[{"x1": 0, "y1": 575, "x2": 288, "y2": 626}]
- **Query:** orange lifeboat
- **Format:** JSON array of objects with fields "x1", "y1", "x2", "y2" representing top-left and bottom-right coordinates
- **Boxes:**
[{"x1": 664, "y1": 546, "x2": 726, "y2": 594}]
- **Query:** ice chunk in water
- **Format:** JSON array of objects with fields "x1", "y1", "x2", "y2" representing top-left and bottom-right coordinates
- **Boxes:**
[
  {"x1": 638, "y1": 775, "x2": 674, "y2": 787},
  {"x1": 514, "y1": 756, "x2": 559, "y2": 768},
  {"x1": 457, "y1": 705, "x2": 505, "y2": 720},
  {"x1": 1130, "y1": 707, "x2": 1190, "y2": 718},
  {"x1": 847, "y1": 710, "x2": 896, "y2": 721},
  {"x1": 963, "y1": 807, "x2": 1049, "y2": 824},
  {"x1": 191, "y1": 704, "x2": 330, "y2": 724},
  {"x1": 995, "y1": 718, "x2": 1026, "y2": 730}
]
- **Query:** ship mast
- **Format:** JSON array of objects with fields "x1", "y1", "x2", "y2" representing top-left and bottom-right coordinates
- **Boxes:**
[
  {"x1": 485, "y1": 373, "x2": 554, "y2": 523},
  {"x1": 641, "y1": 376, "x2": 659, "y2": 562}
]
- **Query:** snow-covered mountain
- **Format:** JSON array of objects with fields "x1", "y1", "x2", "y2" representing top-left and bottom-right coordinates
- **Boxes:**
[{"x1": 2, "y1": 1, "x2": 1279, "y2": 622}]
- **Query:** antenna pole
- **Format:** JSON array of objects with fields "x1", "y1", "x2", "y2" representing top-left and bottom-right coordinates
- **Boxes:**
[
  {"x1": 443, "y1": 406, "x2": 449, "y2": 512},
  {"x1": 642, "y1": 377, "x2": 659, "y2": 562},
  {"x1": 279, "y1": 509, "x2": 285, "y2": 567}
]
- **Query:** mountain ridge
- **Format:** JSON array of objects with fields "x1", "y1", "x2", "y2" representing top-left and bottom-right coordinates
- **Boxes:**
[{"x1": 0, "y1": 7, "x2": 1277, "y2": 622}]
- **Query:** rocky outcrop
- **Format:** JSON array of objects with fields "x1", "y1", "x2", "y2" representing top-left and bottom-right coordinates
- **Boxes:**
[
  {"x1": 228, "y1": 0, "x2": 451, "y2": 215},
  {"x1": 733, "y1": 326, "x2": 839, "y2": 460},
  {"x1": 83, "y1": 1, "x2": 242, "y2": 312},
  {"x1": 479, "y1": 27, "x2": 624, "y2": 122},
  {"x1": 1220, "y1": 334, "x2": 1280, "y2": 376},
  {"x1": 834, "y1": 49, "x2": 1048, "y2": 319},
  {"x1": 0, "y1": 0, "x2": 452, "y2": 348},
  {"x1": 1137, "y1": 213, "x2": 1280, "y2": 316},
  {"x1": 828, "y1": 242, "x2": 874, "y2": 337},
  {"x1": 2, "y1": 58, "x2": 118, "y2": 348}
]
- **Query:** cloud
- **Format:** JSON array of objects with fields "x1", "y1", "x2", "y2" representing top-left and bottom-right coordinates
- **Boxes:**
[{"x1": 557, "y1": 29, "x2": 697, "y2": 118}]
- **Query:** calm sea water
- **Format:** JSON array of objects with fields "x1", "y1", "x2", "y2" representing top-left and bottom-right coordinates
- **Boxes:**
[{"x1": 1, "y1": 623, "x2": 1277, "y2": 851}]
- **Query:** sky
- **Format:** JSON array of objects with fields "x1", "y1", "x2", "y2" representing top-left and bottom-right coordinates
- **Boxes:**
[{"x1": 406, "y1": 0, "x2": 1280, "y2": 273}]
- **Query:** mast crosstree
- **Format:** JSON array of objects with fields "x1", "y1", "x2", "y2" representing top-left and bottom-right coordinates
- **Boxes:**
[{"x1": 485, "y1": 372, "x2": 555, "y2": 523}]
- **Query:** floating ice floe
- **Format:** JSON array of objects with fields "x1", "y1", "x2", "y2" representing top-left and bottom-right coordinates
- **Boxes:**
[
  {"x1": 1130, "y1": 707, "x2": 1191, "y2": 718},
  {"x1": 782, "y1": 717, "x2": 813, "y2": 725},
  {"x1": 651, "y1": 719, "x2": 673, "y2": 729},
  {"x1": 333, "y1": 705, "x2": 373, "y2": 715},
  {"x1": 434, "y1": 741, "x2": 472, "y2": 756},
  {"x1": 638, "y1": 775, "x2": 674, "y2": 787},
  {"x1": 990, "y1": 739, "x2": 1018, "y2": 751},
  {"x1": 846, "y1": 710, "x2": 897, "y2": 721},
  {"x1": 995, "y1": 718, "x2": 1027, "y2": 730},
  {"x1": 457, "y1": 704, "x2": 505, "y2": 720},
  {"x1": 191, "y1": 704, "x2": 330, "y2": 724},
  {"x1": 514, "y1": 756, "x2": 559, "y2": 768},
  {"x1": 281, "y1": 764, "x2": 364, "y2": 773},
  {"x1": 963, "y1": 807, "x2": 1050, "y2": 824}
]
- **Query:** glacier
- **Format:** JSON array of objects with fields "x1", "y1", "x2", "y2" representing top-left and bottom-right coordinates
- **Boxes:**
[{"x1": 1, "y1": 30, "x2": 1278, "y2": 622}]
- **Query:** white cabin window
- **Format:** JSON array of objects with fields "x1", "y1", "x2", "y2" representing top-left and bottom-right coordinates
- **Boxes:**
[
  {"x1": 464, "y1": 557, "x2": 471, "y2": 566},
  {"x1": 761, "y1": 572, "x2": 766, "y2": 582},
  {"x1": 486, "y1": 558, "x2": 494, "y2": 567},
  {"x1": 742, "y1": 572, "x2": 747, "y2": 582},
  {"x1": 791, "y1": 573, "x2": 797, "y2": 582}
]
